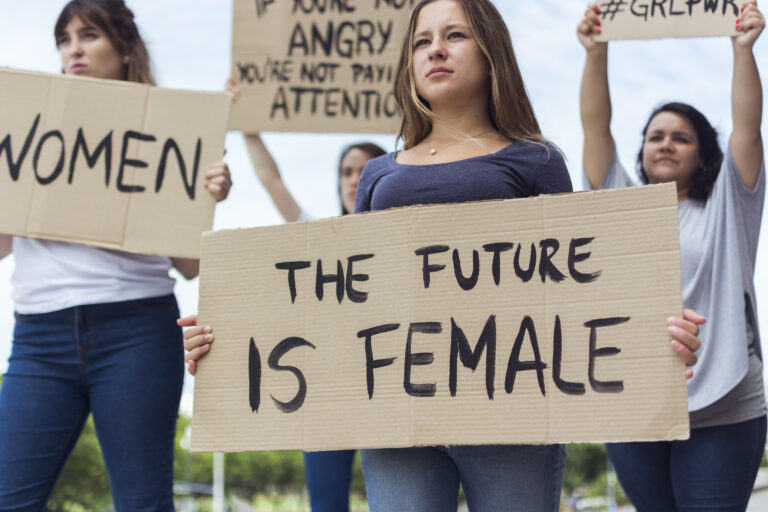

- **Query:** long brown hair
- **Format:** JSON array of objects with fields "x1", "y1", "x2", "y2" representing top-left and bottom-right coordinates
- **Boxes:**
[
  {"x1": 394, "y1": 0, "x2": 543, "y2": 149},
  {"x1": 55, "y1": 0, "x2": 155, "y2": 85}
]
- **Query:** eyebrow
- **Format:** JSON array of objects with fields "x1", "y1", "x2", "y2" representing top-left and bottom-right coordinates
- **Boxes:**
[
  {"x1": 413, "y1": 23, "x2": 470, "y2": 39},
  {"x1": 649, "y1": 130, "x2": 694, "y2": 137}
]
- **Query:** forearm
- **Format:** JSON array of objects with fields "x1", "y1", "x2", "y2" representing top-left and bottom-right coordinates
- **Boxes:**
[
  {"x1": 245, "y1": 134, "x2": 302, "y2": 222},
  {"x1": 580, "y1": 45, "x2": 615, "y2": 188},
  {"x1": 0, "y1": 235, "x2": 12, "y2": 260},
  {"x1": 731, "y1": 45, "x2": 763, "y2": 144},
  {"x1": 171, "y1": 257, "x2": 200, "y2": 280}
]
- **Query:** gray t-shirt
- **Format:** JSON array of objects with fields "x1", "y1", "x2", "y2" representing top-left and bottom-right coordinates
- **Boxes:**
[{"x1": 594, "y1": 147, "x2": 766, "y2": 428}]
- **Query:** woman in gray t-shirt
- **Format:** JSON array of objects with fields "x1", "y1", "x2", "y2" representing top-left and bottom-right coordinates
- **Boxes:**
[{"x1": 578, "y1": 1, "x2": 766, "y2": 509}]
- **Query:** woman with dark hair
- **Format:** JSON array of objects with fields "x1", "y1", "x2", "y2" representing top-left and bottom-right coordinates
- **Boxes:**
[
  {"x1": 181, "y1": 79, "x2": 385, "y2": 512},
  {"x1": 578, "y1": 1, "x2": 765, "y2": 509},
  {"x1": 351, "y1": 0, "x2": 701, "y2": 510},
  {"x1": 0, "y1": 0, "x2": 231, "y2": 509}
]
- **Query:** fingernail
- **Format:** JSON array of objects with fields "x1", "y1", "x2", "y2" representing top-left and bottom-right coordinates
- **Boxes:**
[
  {"x1": 737, "y1": 17, "x2": 741, "y2": 22},
  {"x1": 741, "y1": 5, "x2": 745, "y2": 11},
  {"x1": 596, "y1": 27, "x2": 602, "y2": 34},
  {"x1": 595, "y1": 6, "x2": 601, "y2": 13},
  {"x1": 203, "y1": 326, "x2": 211, "y2": 333},
  {"x1": 668, "y1": 326, "x2": 679, "y2": 336},
  {"x1": 671, "y1": 340, "x2": 683, "y2": 351},
  {"x1": 202, "y1": 344, "x2": 209, "y2": 351},
  {"x1": 205, "y1": 334, "x2": 213, "y2": 342},
  {"x1": 667, "y1": 317, "x2": 676, "y2": 325},
  {"x1": 596, "y1": 20, "x2": 602, "y2": 26}
]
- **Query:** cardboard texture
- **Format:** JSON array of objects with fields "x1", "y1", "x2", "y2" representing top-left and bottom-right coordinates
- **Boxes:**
[
  {"x1": 191, "y1": 183, "x2": 689, "y2": 453},
  {"x1": 593, "y1": 0, "x2": 740, "y2": 41},
  {"x1": 230, "y1": 0, "x2": 413, "y2": 133},
  {"x1": 0, "y1": 68, "x2": 230, "y2": 258}
]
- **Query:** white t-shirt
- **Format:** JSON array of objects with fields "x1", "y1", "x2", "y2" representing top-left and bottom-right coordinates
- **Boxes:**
[{"x1": 11, "y1": 237, "x2": 175, "y2": 314}]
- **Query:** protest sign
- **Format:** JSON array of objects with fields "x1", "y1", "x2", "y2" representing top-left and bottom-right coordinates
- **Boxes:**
[
  {"x1": 191, "y1": 183, "x2": 689, "y2": 453},
  {"x1": 0, "y1": 67, "x2": 230, "y2": 258},
  {"x1": 230, "y1": 0, "x2": 414, "y2": 133},
  {"x1": 593, "y1": 0, "x2": 740, "y2": 41}
]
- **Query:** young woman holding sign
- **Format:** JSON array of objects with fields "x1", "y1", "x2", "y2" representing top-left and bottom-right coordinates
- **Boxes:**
[
  {"x1": 0, "y1": 0, "x2": 231, "y2": 509},
  {"x1": 351, "y1": 0, "x2": 703, "y2": 510},
  {"x1": 578, "y1": 1, "x2": 765, "y2": 508}
]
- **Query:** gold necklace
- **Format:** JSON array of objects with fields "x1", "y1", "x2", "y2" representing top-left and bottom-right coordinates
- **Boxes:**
[{"x1": 427, "y1": 129, "x2": 496, "y2": 155}]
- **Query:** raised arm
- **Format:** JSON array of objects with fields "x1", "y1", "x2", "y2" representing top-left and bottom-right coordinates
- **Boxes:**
[
  {"x1": 225, "y1": 76, "x2": 302, "y2": 222},
  {"x1": 0, "y1": 235, "x2": 12, "y2": 260},
  {"x1": 730, "y1": 0, "x2": 765, "y2": 190},
  {"x1": 244, "y1": 133, "x2": 302, "y2": 222},
  {"x1": 578, "y1": 3, "x2": 616, "y2": 190}
]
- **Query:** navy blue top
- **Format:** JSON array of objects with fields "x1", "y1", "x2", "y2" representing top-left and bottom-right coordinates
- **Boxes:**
[{"x1": 354, "y1": 140, "x2": 573, "y2": 213}]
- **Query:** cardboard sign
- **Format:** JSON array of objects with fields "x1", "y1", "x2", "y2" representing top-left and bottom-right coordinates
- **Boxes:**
[
  {"x1": 0, "y1": 68, "x2": 230, "y2": 259},
  {"x1": 593, "y1": 0, "x2": 740, "y2": 41},
  {"x1": 230, "y1": 0, "x2": 414, "y2": 133},
  {"x1": 191, "y1": 183, "x2": 689, "y2": 453}
]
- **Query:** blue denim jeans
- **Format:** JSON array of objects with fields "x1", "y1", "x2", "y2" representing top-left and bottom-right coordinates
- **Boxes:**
[
  {"x1": 304, "y1": 450, "x2": 356, "y2": 512},
  {"x1": 607, "y1": 415, "x2": 767, "y2": 512},
  {"x1": 0, "y1": 295, "x2": 184, "y2": 512},
  {"x1": 362, "y1": 444, "x2": 566, "y2": 511}
]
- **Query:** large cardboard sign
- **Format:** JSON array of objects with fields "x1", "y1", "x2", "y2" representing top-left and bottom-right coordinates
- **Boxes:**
[
  {"x1": 0, "y1": 68, "x2": 230, "y2": 259},
  {"x1": 594, "y1": 0, "x2": 740, "y2": 41},
  {"x1": 230, "y1": 0, "x2": 414, "y2": 133},
  {"x1": 191, "y1": 184, "x2": 689, "y2": 453}
]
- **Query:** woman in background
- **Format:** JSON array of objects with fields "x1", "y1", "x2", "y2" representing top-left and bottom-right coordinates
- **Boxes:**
[
  {"x1": 0, "y1": 1, "x2": 231, "y2": 509},
  {"x1": 578, "y1": 1, "x2": 765, "y2": 508}
]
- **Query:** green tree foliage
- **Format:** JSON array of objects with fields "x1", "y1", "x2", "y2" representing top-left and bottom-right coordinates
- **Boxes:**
[
  {"x1": 563, "y1": 444, "x2": 607, "y2": 493},
  {"x1": 48, "y1": 416, "x2": 113, "y2": 511}
]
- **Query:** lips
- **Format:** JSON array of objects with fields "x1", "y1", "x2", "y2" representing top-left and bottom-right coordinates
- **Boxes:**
[
  {"x1": 427, "y1": 67, "x2": 451, "y2": 78},
  {"x1": 70, "y1": 63, "x2": 86, "y2": 73}
]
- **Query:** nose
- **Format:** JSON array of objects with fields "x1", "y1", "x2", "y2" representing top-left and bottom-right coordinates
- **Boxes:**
[
  {"x1": 428, "y1": 38, "x2": 447, "y2": 60},
  {"x1": 660, "y1": 135, "x2": 674, "y2": 152}
]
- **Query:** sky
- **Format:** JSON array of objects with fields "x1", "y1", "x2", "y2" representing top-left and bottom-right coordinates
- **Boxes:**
[{"x1": 0, "y1": 0, "x2": 767, "y2": 415}]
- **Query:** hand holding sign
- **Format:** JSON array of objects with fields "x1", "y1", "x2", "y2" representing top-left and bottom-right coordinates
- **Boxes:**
[{"x1": 734, "y1": 0, "x2": 765, "y2": 48}]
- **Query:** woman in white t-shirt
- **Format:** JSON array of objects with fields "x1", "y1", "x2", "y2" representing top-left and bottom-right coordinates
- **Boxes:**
[
  {"x1": 578, "y1": 1, "x2": 765, "y2": 509},
  {"x1": 0, "y1": 1, "x2": 231, "y2": 509}
]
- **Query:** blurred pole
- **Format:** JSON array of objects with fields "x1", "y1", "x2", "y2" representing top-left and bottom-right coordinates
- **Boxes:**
[
  {"x1": 607, "y1": 456, "x2": 617, "y2": 512},
  {"x1": 213, "y1": 452, "x2": 225, "y2": 512}
]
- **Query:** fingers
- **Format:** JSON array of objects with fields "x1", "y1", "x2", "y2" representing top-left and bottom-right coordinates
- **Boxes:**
[
  {"x1": 226, "y1": 75, "x2": 240, "y2": 100},
  {"x1": 187, "y1": 359, "x2": 197, "y2": 376},
  {"x1": 205, "y1": 161, "x2": 232, "y2": 201},
  {"x1": 736, "y1": 2, "x2": 765, "y2": 32},
  {"x1": 177, "y1": 314, "x2": 198, "y2": 327},
  {"x1": 668, "y1": 318, "x2": 700, "y2": 368},
  {"x1": 682, "y1": 308, "x2": 707, "y2": 325}
]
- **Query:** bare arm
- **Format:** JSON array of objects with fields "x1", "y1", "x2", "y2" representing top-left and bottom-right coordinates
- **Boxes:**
[
  {"x1": 245, "y1": 133, "x2": 302, "y2": 222},
  {"x1": 578, "y1": 3, "x2": 615, "y2": 190},
  {"x1": 0, "y1": 235, "x2": 12, "y2": 260},
  {"x1": 730, "y1": 0, "x2": 765, "y2": 190}
]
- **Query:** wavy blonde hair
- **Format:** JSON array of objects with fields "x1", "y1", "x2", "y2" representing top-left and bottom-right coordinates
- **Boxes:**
[{"x1": 394, "y1": 0, "x2": 544, "y2": 149}]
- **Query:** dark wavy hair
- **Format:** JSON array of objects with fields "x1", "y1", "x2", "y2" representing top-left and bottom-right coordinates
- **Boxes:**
[
  {"x1": 55, "y1": 0, "x2": 155, "y2": 85},
  {"x1": 339, "y1": 142, "x2": 386, "y2": 215},
  {"x1": 636, "y1": 102, "x2": 722, "y2": 202}
]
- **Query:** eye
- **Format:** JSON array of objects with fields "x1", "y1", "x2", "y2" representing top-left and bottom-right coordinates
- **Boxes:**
[
  {"x1": 447, "y1": 31, "x2": 467, "y2": 40},
  {"x1": 414, "y1": 38, "x2": 430, "y2": 48},
  {"x1": 56, "y1": 35, "x2": 70, "y2": 47}
]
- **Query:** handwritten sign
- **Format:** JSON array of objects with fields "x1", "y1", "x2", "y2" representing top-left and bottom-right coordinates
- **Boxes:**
[
  {"x1": 594, "y1": 0, "x2": 740, "y2": 41},
  {"x1": 0, "y1": 68, "x2": 230, "y2": 258},
  {"x1": 230, "y1": 0, "x2": 414, "y2": 133},
  {"x1": 191, "y1": 184, "x2": 689, "y2": 453}
]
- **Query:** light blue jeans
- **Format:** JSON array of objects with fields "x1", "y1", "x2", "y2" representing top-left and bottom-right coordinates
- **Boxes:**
[{"x1": 362, "y1": 444, "x2": 566, "y2": 511}]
